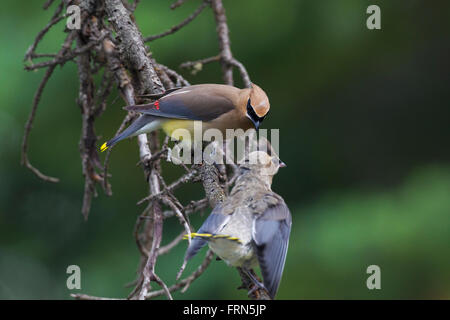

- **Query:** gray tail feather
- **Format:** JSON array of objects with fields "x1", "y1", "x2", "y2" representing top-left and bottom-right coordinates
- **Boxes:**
[
  {"x1": 184, "y1": 212, "x2": 227, "y2": 260},
  {"x1": 185, "y1": 238, "x2": 208, "y2": 261},
  {"x1": 106, "y1": 115, "x2": 155, "y2": 148}
]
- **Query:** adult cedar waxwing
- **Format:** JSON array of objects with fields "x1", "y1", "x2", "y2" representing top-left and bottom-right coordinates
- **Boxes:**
[
  {"x1": 183, "y1": 150, "x2": 291, "y2": 299},
  {"x1": 100, "y1": 83, "x2": 270, "y2": 151}
]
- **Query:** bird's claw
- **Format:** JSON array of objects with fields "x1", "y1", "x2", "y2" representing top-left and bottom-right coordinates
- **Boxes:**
[{"x1": 247, "y1": 280, "x2": 267, "y2": 298}]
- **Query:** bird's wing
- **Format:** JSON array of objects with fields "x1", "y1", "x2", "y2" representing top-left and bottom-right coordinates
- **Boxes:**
[
  {"x1": 124, "y1": 86, "x2": 235, "y2": 121},
  {"x1": 252, "y1": 199, "x2": 292, "y2": 299},
  {"x1": 185, "y1": 205, "x2": 230, "y2": 261}
]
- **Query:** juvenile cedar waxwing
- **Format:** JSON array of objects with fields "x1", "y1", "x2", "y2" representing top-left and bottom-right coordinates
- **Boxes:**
[
  {"x1": 184, "y1": 150, "x2": 291, "y2": 299},
  {"x1": 100, "y1": 83, "x2": 270, "y2": 151}
]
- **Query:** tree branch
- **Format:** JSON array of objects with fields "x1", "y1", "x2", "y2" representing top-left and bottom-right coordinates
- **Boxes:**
[
  {"x1": 211, "y1": 0, "x2": 234, "y2": 85},
  {"x1": 25, "y1": 0, "x2": 260, "y2": 300},
  {"x1": 144, "y1": 0, "x2": 210, "y2": 42},
  {"x1": 105, "y1": 0, "x2": 169, "y2": 300}
]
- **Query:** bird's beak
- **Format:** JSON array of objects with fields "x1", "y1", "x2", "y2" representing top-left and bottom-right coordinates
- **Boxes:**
[
  {"x1": 246, "y1": 114, "x2": 260, "y2": 131},
  {"x1": 279, "y1": 161, "x2": 287, "y2": 168},
  {"x1": 253, "y1": 121, "x2": 260, "y2": 131}
]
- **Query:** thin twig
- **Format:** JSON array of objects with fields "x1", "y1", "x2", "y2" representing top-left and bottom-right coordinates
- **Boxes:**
[
  {"x1": 158, "y1": 231, "x2": 186, "y2": 256},
  {"x1": 43, "y1": 0, "x2": 55, "y2": 10},
  {"x1": 162, "y1": 197, "x2": 192, "y2": 280},
  {"x1": 144, "y1": 0, "x2": 210, "y2": 42},
  {"x1": 21, "y1": 66, "x2": 59, "y2": 183},
  {"x1": 102, "y1": 113, "x2": 137, "y2": 196},
  {"x1": 25, "y1": 32, "x2": 108, "y2": 71},
  {"x1": 105, "y1": 0, "x2": 170, "y2": 300},
  {"x1": 137, "y1": 168, "x2": 199, "y2": 205},
  {"x1": 28, "y1": 53, "x2": 57, "y2": 59},
  {"x1": 21, "y1": 31, "x2": 77, "y2": 182},
  {"x1": 207, "y1": 0, "x2": 263, "y2": 299},
  {"x1": 24, "y1": 2, "x2": 66, "y2": 61},
  {"x1": 76, "y1": 27, "x2": 104, "y2": 220},
  {"x1": 170, "y1": 0, "x2": 188, "y2": 10},
  {"x1": 71, "y1": 294, "x2": 124, "y2": 300},
  {"x1": 26, "y1": 0, "x2": 258, "y2": 301},
  {"x1": 180, "y1": 55, "x2": 220, "y2": 71},
  {"x1": 229, "y1": 58, "x2": 251, "y2": 88},
  {"x1": 211, "y1": 0, "x2": 233, "y2": 85},
  {"x1": 162, "y1": 197, "x2": 209, "y2": 219},
  {"x1": 155, "y1": 62, "x2": 191, "y2": 86},
  {"x1": 145, "y1": 250, "x2": 214, "y2": 299}
]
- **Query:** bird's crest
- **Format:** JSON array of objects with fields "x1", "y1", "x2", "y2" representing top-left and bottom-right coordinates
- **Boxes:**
[{"x1": 249, "y1": 83, "x2": 270, "y2": 118}]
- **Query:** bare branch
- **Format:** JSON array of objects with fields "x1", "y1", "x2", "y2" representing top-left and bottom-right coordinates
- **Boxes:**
[
  {"x1": 29, "y1": 53, "x2": 57, "y2": 59},
  {"x1": 158, "y1": 231, "x2": 186, "y2": 256},
  {"x1": 155, "y1": 62, "x2": 191, "y2": 87},
  {"x1": 211, "y1": 0, "x2": 233, "y2": 85},
  {"x1": 25, "y1": 32, "x2": 108, "y2": 71},
  {"x1": 21, "y1": 66, "x2": 59, "y2": 183},
  {"x1": 137, "y1": 168, "x2": 199, "y2": 205},
  {"x1": 43, "y1": 0, "x2": 56, "y2": 10},
  {"x1": 229, "y1": 58, "x2": 251, "y2": 88},
  {"x1": 71, "y1": 294, "x2": 124, "y2": 300},
  {"x1": 105, "y1": 0, "x2": 164, "y2": 94},
  {"x1": 21, "y1": 31, "x2": 77, "y2": 183},
  {"x1": 24, "y1": 1, "x2": 66, "y2": 61},
  {"x1": 26, "y1": 0, "x2": 258, "y2": 301},
  {"x1": 105, "y1": 0, "x2": 171, "y2": 300},
  {"x1": 208, "y1": 0, "x2": 264, "y2": 299},
  {"x1": 237, "y1": 268, "x2": 271, "y2": 300},
  {"x1": 163, "y1": 197, "x2": 209, "y2": 219},
  {"x1": 180, "y1": 55, "x2": 220, "y2": 72},
  {"x1": 201, "y1": 161, "x2": 226, "y2": 208},
  {"x1": 102, "y1": 113, "x2": 136, "y2": 196},
  {"x1": 144, "y1": 0, "x2": 210, "y2": 42},
  {"x1": 179, "y1": 1, "x2": 252, "y2": 87},
  {"x1": 76, "y1": 27, "x2": 106, "y2": 220},
  {"x1": 170, "y1": 0, "x2": 188, "y2": 10},
  {"x1": 145, "y1": 250, "x2": 214, "y2": 299},
  {"x1": 131, "y1": 0, "x2": 141, "y2": 12}
]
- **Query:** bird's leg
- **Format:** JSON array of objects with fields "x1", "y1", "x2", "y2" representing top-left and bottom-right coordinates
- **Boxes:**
[{"x1": 242, "y1": 268, "x2": 267, "y2": 297}]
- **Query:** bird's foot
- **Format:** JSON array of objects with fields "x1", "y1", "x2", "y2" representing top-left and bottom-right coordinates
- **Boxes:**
[
  {"x1": 247, "y1": 277, "x2": 267, "y2": 298},
  {"x1": 242, "y1": 269, "x2": 269, "y2": 298}
]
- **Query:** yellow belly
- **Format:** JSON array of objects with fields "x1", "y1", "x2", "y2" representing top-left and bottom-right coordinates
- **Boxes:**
[
  {"x1": 161, "y1": 119, "x2": 198, "y2": 142},
  {"x1": 161, "y1": 118, "x2": 250, "y2": 142}
]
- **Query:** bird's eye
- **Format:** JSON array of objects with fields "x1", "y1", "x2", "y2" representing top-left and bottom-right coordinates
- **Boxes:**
[
  {"x1": 247, "y1": 99, "x2": 256, "y2": 117},
  {"x1": 246, "y1": 98, "x2": 266, "y2": 124}
]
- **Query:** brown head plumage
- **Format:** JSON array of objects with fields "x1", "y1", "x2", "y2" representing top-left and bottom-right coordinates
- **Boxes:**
[
  {"x1": 242, "y1": 150, "x2": 285, "y2": 187},
  {"x1": 239, "y1": 83, "x2": 270, "y2": 130},
  {"x1": 249, "y1": 83, "x2": 270, "y2": 117}
]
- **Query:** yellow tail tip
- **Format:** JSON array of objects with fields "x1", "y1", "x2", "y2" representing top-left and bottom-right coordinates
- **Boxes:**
[{"x1": 100, "y1": 142, "x2": 109, "y2": 152}]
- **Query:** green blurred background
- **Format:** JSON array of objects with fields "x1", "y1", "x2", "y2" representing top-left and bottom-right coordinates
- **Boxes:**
[{"x1": 1, "y1": 0, "x2": 449, "y2": 299}]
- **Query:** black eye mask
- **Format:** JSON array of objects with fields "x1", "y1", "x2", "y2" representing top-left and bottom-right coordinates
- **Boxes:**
[{"x1": 247, "y1": 99, "x2": 266, "y2": 124}]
